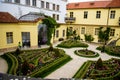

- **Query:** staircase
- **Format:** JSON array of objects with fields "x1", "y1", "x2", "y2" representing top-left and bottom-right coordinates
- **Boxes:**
[{"x1": 107, "y1": 38, "x2": 120, "y2": 46}]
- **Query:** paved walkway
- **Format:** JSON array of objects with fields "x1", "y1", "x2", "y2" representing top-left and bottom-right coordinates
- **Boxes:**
[
  {"x1": 45, "y1": 42, "x2": 120, "y2": 79},
  {"x1": 0, "y1": 57, "x2": 8, "y2": 73}
]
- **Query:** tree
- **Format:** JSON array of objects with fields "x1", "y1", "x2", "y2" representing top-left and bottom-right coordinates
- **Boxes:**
[
  {"x1": 42, "y1": 16, "x2": 59, "y2": 45},
  {"x1": 84, "y1": 34, "x2": 94, "y2": 42},
  {"x1": 66, "y1": 27, "x2": 73, "y2": 39},
  {"x1": 95, "y1": 58, "x2": 103, "y2": 69},
  {"x1": 98, "y1": 27, "x2": 111, "y2": 52}
]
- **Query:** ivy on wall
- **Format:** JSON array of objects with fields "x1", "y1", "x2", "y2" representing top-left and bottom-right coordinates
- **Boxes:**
[{"x1": 42, "y1": 16, "x2": 59, "y2": 45}]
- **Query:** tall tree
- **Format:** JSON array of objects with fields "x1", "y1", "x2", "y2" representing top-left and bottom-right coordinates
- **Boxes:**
[
  {"x1": 42, "y1": 16, "x2": 59, "y2": 45},
  {"x1": 98, "y1": 27, "x2": 111, "y2": 52}
]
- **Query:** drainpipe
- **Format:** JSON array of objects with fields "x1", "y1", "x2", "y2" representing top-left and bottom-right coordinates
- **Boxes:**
[{"x1": 107, "y1": 7, "x2": 110, "y2": 27}]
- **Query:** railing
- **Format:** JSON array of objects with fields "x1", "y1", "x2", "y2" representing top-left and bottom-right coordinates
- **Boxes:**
[{"x1": 65, "y1": 17, "x2": 76, "y2": 23}]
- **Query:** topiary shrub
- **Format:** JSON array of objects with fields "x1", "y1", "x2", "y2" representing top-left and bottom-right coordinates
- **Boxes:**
[{"x1": 95, "y1": 58, "x2": 103, "y2": 69}]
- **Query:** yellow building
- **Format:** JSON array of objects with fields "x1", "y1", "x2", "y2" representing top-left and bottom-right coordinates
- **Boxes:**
[
  {"x1": 66, "y1": 0, "x2": 120, "y2": 46},
  {"x1": 0, "y1": 12, "x2": 66, "y2": 52}
]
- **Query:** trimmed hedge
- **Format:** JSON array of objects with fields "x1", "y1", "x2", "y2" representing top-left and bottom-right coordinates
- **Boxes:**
[
  {"x1": 96, "y1": 46, "x2": 120, "y2": 57},
  {"x1": 73, "y1": 61, "x2": 92, "y2": 79},
  {"x1": 1, "y1": 53, "x2": 18, "y2": 75},
  {"x1": 29, "y1": 55, "x2": 72, "y2": 78},
  {"x1": 74, "y1": 50, "x2": 99, "y2": 58},
  {"x1": 57, "y1": 40, "x2": 88, "y2": 48}
]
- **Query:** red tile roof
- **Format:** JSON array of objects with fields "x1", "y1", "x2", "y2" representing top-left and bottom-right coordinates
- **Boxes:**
[
  {"x1": 0, "y1": 12, "x2": 18, "y2": 23},
  {"x1": 67, "y1": 0, "x2": 120, "y2": 10},
  {"x1": 0, "y1": 12, "x2": 42, "y2": 23},
  {"x1": 107, "y1": 0, "x2": 120, "y2": 7}
]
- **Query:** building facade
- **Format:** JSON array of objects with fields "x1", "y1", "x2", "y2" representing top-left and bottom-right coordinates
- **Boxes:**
[
  {"x1": 0, "y1": 12, "x2": 67, "y2": 52},
  {"x1": 0, "y1": 0, "x2": 67, "y2": 23},
  {"x1": 0, "y1": 0, "x2": 67, "y2": 52},
  {"x1": 66, "y1": 0, "x2": 120, "y2": 46}
]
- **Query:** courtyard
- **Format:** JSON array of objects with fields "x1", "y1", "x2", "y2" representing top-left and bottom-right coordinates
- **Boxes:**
[{"x1": 0, "y1": 41, "x2": 120, "y2": 79}]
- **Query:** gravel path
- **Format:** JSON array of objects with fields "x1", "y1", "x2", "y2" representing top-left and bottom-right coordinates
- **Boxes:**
[
  {"x1": 45, "y1": 42, "x2": 120, "y2": 79},
  {"x1": 0, "y1": 57, "x2": 8, "y2": 73}
]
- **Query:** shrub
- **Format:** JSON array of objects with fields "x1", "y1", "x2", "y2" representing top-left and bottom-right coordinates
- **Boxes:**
[
  {"x1": 96, "y1": 46, "x2": 120, "y2": 57},
  {"x1": 84, "y1": 34, "x2": 94, "y2": 42},
  {"x1": 57, "y1": 40, "x2": 88, "y2": 48},
  {"x1": 95, "y1": 58, "x2": 103, "y2": 69}
]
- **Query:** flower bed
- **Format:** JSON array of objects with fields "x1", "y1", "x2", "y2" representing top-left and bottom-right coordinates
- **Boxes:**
[
  {"x1": 74, "y1": 49, "x2": 99, "y2": 58},
  {"x1": 57, "y1": 40, "x2": 88, "y2": 48},
  {"x1": 73, "y1": 58, "x2": 120, "y2": 79}
]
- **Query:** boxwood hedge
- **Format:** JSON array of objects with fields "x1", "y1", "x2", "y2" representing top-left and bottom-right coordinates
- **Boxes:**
[{"x1": 1, "y1": 53, "x2": 18, "y2": 75}]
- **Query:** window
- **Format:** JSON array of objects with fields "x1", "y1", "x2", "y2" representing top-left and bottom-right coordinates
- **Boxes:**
[
  {"x1": 110, "y1": 29, "x2": 115, "y2": 36},
  {"x1": 5, "y1": 0, "x2": 12, "y2": 2},
  {"x1": 53, "y1": 4, "x2": 55, "y2": 10},
  {"x1": 26, "y1": 0, "x2": 30, "y2": 5},
  {"x1": 41, "y1": 1, "x2": 44, "y2": 8},
  {"x1": 6, "y1": 32, "x2": 13, "y2": 44},
  {"x1": 70, "y1": 12, "x2": 73, "y2": 18},
  {"x1": 53, "y1": 14, "x2": 55, "y2": 20},
  {"x1": 22, "y1": 32, "x2": 30, "y2": 47},
  {"x1": 63, "y1": 30, "x2": 65, "y2": 37},
  {"x1": 110, "y1": 11, "x2": 116, "y2": 19},
  {"x1": 57, "y1": 15, "x2": 59, "y2": 21},
  {"x1": 84, "y1": 11, "x2": 88, "y2": 19},
  {"x1": 96, "y1": 11, "x2": 101, "y2": 19},
  {"x1": 81, "y1": 27, "x2": 85, "y2": 34},
  {"x1": 56, "y1": 30, "x2": 59, "y2": 38},
  {"x1": 95, "y1": 28, "x2": 99, "y2": 35},
  {"x1": 57, "y1": 5, "x2": 59, "y2": 11},
  {"x1": 32, "y1": 0, "x2": 36, "y2": 6},
  {"x1": 46, "y1": 2, "x2": 49, "y2": 9},
  {"x1": 14, "y1": 0, "x2": 20, "y2": 3}
]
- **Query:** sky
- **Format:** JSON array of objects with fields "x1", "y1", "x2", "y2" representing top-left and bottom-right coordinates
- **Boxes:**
[{"x1": 68, "y1": 0, "x2": 110, "y2": 3}]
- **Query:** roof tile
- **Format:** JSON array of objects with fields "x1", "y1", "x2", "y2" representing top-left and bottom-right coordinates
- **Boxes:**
[{"x1": 0, "y1": 12, "x2": 18, "y2": 23}]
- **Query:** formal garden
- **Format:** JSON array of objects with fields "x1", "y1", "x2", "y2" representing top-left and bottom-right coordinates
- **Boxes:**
[
  {"x1": 73, "y1": 58, "x2": 120, "y2": 79},
  {"x1": 0, "y1": 45, "x2": 72, "y2": 78}
]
